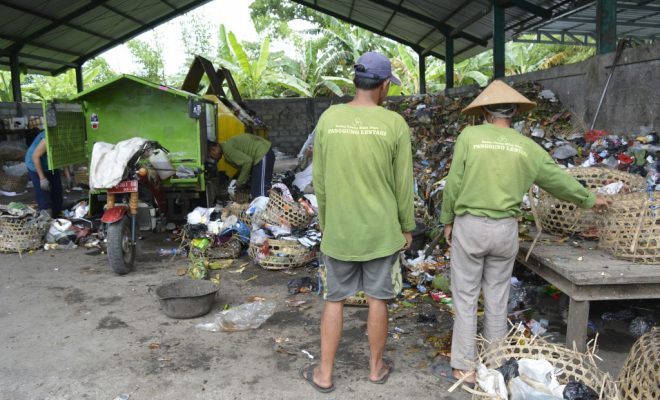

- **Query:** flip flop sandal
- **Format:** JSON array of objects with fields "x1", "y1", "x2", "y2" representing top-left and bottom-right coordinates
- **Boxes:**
[
  {"x1": 432, "y1": 363, "x2": 476, "y2": 389},
  {"x1": 369, "y1": 358, "x2": 394, "y2": 384},
  {"x1": 299, "y1": 363, "x2": 335, "y2": 393}
]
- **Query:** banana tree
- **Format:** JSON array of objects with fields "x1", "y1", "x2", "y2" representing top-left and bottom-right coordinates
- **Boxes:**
[
  {"x1": 217, "y1": 24, "x2": 310, "y2": 98},
  {"x1": 22, "y1": 63, "x2": 104, "y2": 102}
]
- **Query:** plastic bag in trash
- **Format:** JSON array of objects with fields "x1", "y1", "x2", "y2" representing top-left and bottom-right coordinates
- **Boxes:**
[
  {"x1": 509, "y1": 377, "x2": 559, "y2": 400},
  {"x1": 46, "y1": 218, "x2": 76, "y2": 244},
  {"x1": 562, "y1": 381, "x2": 598, "y2": 400},
  {"x1": 518, "y1": 358, "x2": 562, "y2": 391},
  {"x1": 476, "y1": 364, "x2": 507, "y2": 399},
  {"x1": 495, "y1": 357, "x2": 519, "y2": 383},
  {"x1": 195, "y1": 301, "x2": 276, "y2": 332},
  {"x1": 552, "y1": 144, "x2": 578, "y2": 160},
  {"x1": 629, "y1": 315, "x2": 656, "y2": 337}
]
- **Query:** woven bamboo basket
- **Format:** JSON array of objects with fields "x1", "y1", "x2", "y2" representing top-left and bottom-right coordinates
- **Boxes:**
[
  {"x1": 599, "y1": 191, "x2": 659, "y2": 264},
  {"x1": 468, "y1": 329, "x2": 620, "y2": 399},
  {"x1": 0, "y1": 171, "x2": 28, "y2": 192},
  {"x1": 230, "y1": 191, "x2": 251, "y2": 204},
  {"x1": 248, "y1": 237, "x2": 316, "y2": 270},
  {"x1": 537, "y1": 168, "x2": 646, "y2": 236},
  {"x1": 263, "y1": 190, "x2": 311, "y2": 228},
  {"x1": 207, "y1": 237, "x2": 242, "y2": 259},
  {"x1": 0, "y1": 215, "x2": 49, "y2": 253},
  {"x1": 618, "y1": 328, "x2": 659, "y2": 400}
]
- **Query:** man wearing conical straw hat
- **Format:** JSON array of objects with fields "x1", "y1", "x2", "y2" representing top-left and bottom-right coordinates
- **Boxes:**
[{"x1": 440, "y1": 80, "x2": 610, "y2": 384}]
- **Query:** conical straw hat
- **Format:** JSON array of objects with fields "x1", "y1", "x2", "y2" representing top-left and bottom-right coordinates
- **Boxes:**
[{"x1": 462, "y1": 80, "x2": 536, "y2": 116}]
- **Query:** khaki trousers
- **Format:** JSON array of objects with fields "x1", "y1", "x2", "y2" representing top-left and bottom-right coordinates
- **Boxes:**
[{"x1": 449, "y1": 214, "x2": 519, "y2": 371}]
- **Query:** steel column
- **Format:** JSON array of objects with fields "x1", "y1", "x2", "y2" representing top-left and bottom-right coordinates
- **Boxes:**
[
  {"x1": 596, "y1": 0, "x2": 617, "y2": 54},
  {"x1": 418, "y1": 51, "x2": 426, "y2": 94},
  {"x1": 9, "y1": 52, "x2": 21, "y2": 102},
  {"x1": 445, "y1": 37, "x2": 454, "y2": 89},
  {"x1": 493, "y1": 1, "x2": 506, "y2": 78},
  {"x1": 75, "y1": 63, "x2": 84, "y2": 92}
]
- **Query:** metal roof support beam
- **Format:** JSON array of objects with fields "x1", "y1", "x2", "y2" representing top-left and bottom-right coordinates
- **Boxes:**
[
  {"x1": 285, "y1": 1, "x2": 433, "y2": 58},
  {"x1": 75, "y1": 64, "x2": 84, "y2": 93},
  {"x1": 418, "y1": 51, "x2": 426, "y2": 94},
  {"x1": 2, "y1": 0, "x2": 114, "y2": 49},
  {"x1": 498, "y1": 0, "x2": 552, "y2": 19},
  {"x1": 597, "y1": 0, "x2": 617, "y2": 54},
  {"x1": 493, "y1": 0, "x2": 506, "y2": 79},
  {"x1": 445, "y1": 37, "x2": 454, "y2": 90},
  {"x1": 54, "y1": 0, "x2": 221, "y2": 75},
  {"x1": 10, "y1": 51, "x2": 21, "y2": 102},
  {"x1": 375, "y1": 0, "x2": 487, "y2": 47}
]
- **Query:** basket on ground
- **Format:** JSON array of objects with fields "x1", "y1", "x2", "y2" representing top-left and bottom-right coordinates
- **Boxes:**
[
  {"x1": 537, "y1": 167, "x2": 646, "y2": 236},
  {"x1": 0, "y1": 215, "x2": 49, "y2": 253},
  {"x1": 618, "y1": 328, "x2": 659, "y2": 400},
  {"x1": 248, "y1": 238, "x2": 315, "y2": 270},
  {"x1": 263, "y1": 190, "x2": 311, "y2": 228},
  {"x1": 0, "y1": 170, "x2": 28, "y2": 192},
  {"x1": 470, "y1": 329, "x2": 619, "y2": 399},
  {"x1": 599, "y1": 191, "x2": 659, "y2": 264}
]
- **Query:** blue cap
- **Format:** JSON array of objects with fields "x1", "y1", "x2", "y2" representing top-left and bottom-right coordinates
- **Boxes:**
[{"x1": 354, "y1": 51, "x2": 401, "y2": 86}]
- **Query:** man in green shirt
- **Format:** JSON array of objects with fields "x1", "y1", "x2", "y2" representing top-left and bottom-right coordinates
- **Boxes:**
[
  {"x1": 300, "y1": 52, "x2": 415, "y2": 393},
  {"x1": 440, "y1": 80, "x2": 610, "y2": 384},
  {"x1": 214, "y1": 133, "x2": 274, "y2": 199}
]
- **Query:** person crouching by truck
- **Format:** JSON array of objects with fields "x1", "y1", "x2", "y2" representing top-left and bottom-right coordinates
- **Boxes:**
[
  {"x1": 210, "y1": 133, "x2": 275, "y2": 199},
  {"x1": 25, "y1": 131, "x2": 64, "y2": 217}
]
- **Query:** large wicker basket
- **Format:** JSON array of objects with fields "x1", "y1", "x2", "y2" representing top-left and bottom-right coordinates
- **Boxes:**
[
  {"x1": 0, "y1": 215, "x2": 49, "y2": 253},
  {"x1": 598, "y1": 191, "x2": 659, "y2": 264},
  {"x1": 262, "y1": 190, "x2": 311, "y2": 228},
  {"x1": 468, "y1": 329, "x2": 620, "y2": 399},
  {"x1": 248, "y1": 237, "x2": 316, "y2": 270},
  {"x1": 537, "y1": 167, "x2": 646, "y2": 236},
  {"x1": 0, "y1": 171, "x2": 28, "y2": 192},
  {"x1": 618, "y1": 328, "x2": 659, "y2": 400}
]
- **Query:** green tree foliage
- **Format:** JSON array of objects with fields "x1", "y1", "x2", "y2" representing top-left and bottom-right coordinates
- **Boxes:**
[
  {"x1": 127, "y1": 35, "x2": 166, "y2": 84},
  {"x1": 249, "y1": 0, "x2": 326, "y2": 38},
  {"x1": 21, "y1": 61, "x2": 108, "y2": 101},
  {"x1": 217, "y1": 24, "x2": 309, "y2": 98},
  {"x1": 0, "y1": 71, "x2": 13, "y2": 101},
  {"x1": 180, "y1": 11, "x2": 215, "y2": 66}
]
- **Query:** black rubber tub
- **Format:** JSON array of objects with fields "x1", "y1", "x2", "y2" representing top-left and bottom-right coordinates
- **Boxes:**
[{"x1": 154, "y1": 279, "x2": 218, "y2": 319}]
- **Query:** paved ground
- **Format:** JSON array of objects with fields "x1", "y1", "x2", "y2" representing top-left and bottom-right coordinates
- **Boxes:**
[
  {"x1": 1, "y1": 181, "x2": 651, "y2": 400},
  {"x1": 0, "y1": 232, "x2": 472, "y2": 400}
]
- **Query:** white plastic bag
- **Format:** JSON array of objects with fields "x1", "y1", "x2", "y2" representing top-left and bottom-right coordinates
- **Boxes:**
[
  {"x1": 517, "y1": 358, "x2": 561, "y2": 391},
  {"x1": 509, "y1": 377, "x2": 561, "y2": 400},
  {"x1": 187, "y1": 207, "x2": 212, "y2": 225},
  {"x1": 195, "y1": 301, "x2": 276, "y2": 332},
  {"x1": 476, "y1": 364, "x2": 508, "y2": 399}
]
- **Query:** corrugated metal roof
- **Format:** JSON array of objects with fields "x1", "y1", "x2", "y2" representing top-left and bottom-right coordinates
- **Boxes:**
[
  {"x1": 291, "y1": 0, "x2": 660, "y2": 60},
  {"x1": 3, "y1": 0, "x2": 660, "y2": 76},
  {"x1": 0, "y1": 0, "x2": 212, "y2": 75}
]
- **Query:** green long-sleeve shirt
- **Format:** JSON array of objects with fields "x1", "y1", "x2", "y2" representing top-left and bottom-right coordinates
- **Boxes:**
[
  {"x1": 313, "y1": 104, "x2": 416, "y2": 261},
  {"x1": 440, "y1": 123, "x2": 596, "y2": 224},
  {"x1": 220, "y1": 134, "x2": 271, "y2": 185}
]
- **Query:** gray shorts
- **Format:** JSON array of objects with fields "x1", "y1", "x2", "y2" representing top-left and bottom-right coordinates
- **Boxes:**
[{"x1": 320, "y1": 252, "x2": 402, "y2": 301}]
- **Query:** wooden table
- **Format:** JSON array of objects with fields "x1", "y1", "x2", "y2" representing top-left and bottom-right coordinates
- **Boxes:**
[{"x1": 517, "y1": 237, "x2": 660, "y2": 352}]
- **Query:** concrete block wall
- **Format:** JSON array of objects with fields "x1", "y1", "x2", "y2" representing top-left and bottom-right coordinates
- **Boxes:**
[
  {"x1": 245, "y1": 96, "x2": 351, "y2": 156},
  {"x1": 247, "y1": 42, "x2": 660, "y2": 155},
  {"x1": 503, "y1": 42, "x2": 660, "y2": 135}
]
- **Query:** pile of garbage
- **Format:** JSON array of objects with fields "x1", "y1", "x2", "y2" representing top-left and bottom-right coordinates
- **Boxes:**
[
  {"x1": 383, "y1": 81, "x2": 660, "y2": 228},
  {"x1": 385, "y1": 81, "x2": 659, "y2": 338},
  {"x1": 178, "y1": 176, "x2": 321, "y2": 280}
]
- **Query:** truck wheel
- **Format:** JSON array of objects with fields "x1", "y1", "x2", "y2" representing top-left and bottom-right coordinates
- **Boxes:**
[{"x1": 106, "y1": 217, "x2": 135, "y2": 275}]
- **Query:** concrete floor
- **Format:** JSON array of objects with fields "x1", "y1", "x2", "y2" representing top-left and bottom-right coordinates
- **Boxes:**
[
  {"x1": 0, "y1": 233, "x2": 472, "y2": 400},
  {"x1": 0, "y1": 185, "x2": 647, "y2": 399}
]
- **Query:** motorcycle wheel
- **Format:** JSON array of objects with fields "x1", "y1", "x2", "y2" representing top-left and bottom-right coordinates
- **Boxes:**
[{"x1": 106, "y1": 216, "x2": 135, "y2": 275}]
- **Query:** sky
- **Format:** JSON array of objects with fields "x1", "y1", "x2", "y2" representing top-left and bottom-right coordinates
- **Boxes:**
[{"x1": 102, "y1": 0, "x2": 307, "y2": 77}]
